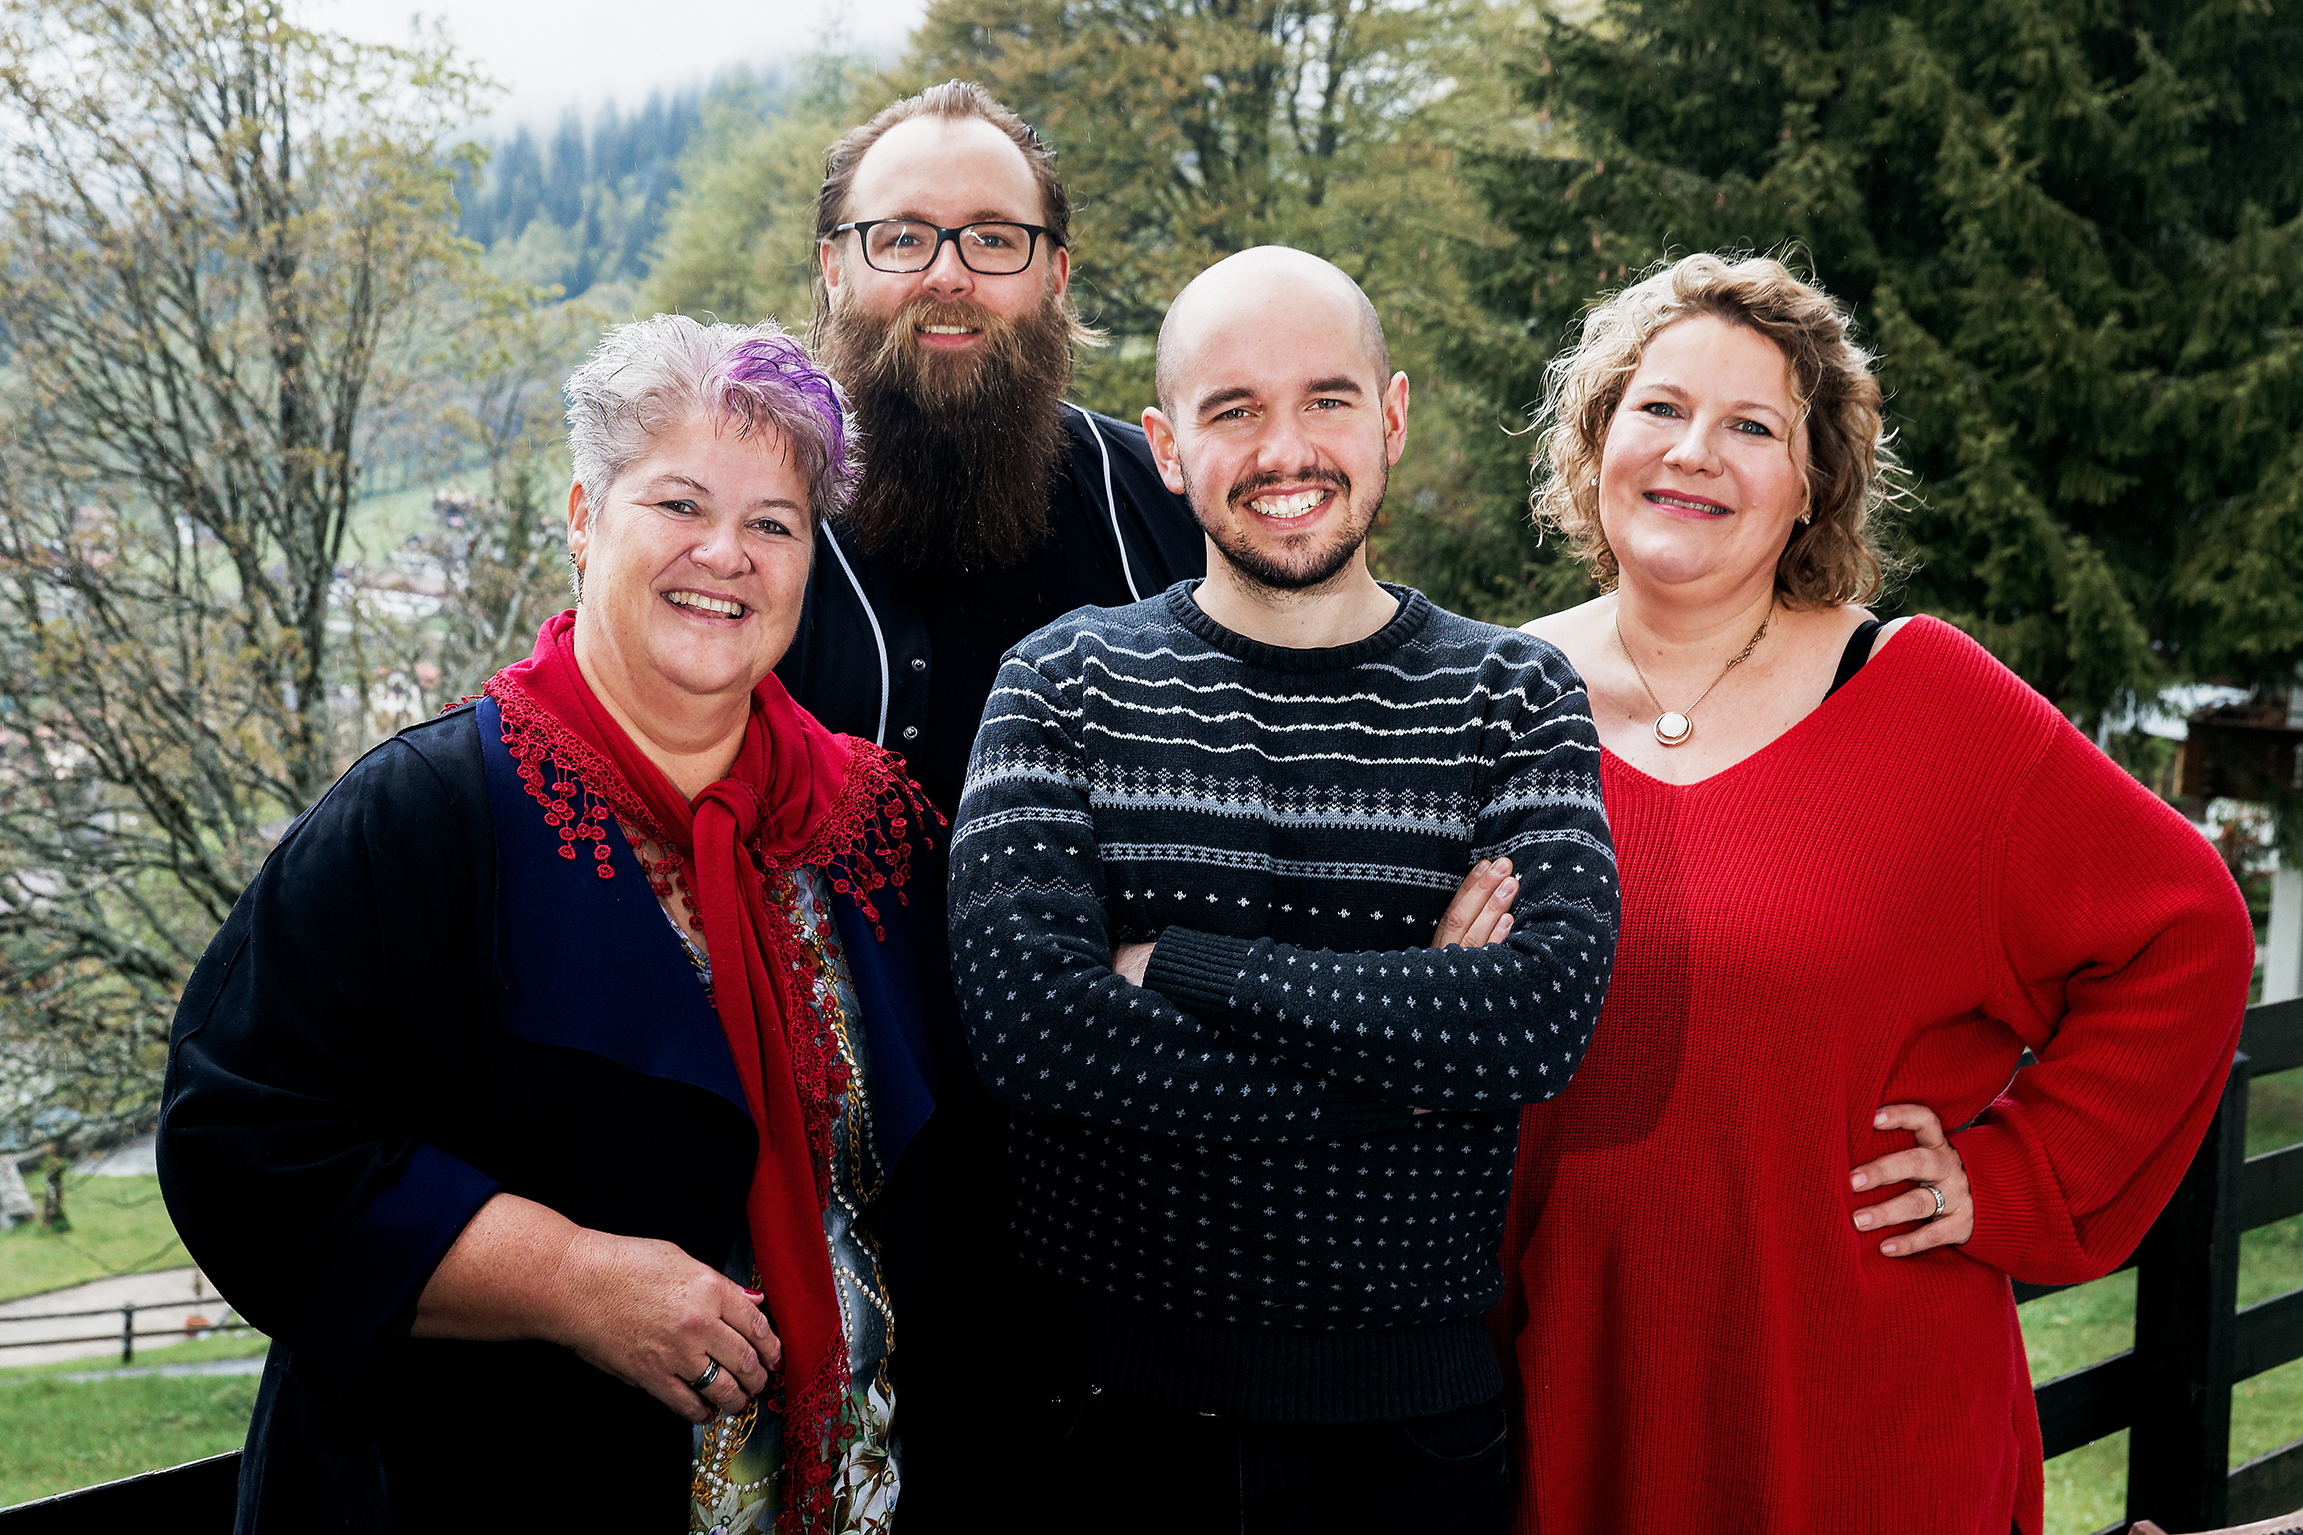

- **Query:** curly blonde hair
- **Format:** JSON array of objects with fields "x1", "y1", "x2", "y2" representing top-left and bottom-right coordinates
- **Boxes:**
[{"x1": 1531, "y1": 253, "x2": 1908, "y2": 607}]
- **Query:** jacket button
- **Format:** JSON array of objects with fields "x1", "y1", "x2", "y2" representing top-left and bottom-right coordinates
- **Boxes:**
[
  {"x1": 911, "y1": 657, "x2": 927, "y2": 671},
  {"x1": 902, "y1": 725, "x2": 919, "y2": 740}
]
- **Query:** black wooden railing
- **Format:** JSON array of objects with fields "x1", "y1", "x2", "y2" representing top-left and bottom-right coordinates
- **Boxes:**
[
  {"x1": 0, "y1": 1304, "x2": 256, "y2": 1366},
  {"x1": 2023, "y1": 994, "x2": 2303, "y2": 1533},
  {"x1": 8, "y1": 998, "x2": 2303, "y2": 1531}
]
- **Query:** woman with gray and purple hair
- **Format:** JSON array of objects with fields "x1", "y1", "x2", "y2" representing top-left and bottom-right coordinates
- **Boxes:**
[{"x1": 161, "y1": 316, "x2": 940, "y2": 1533}]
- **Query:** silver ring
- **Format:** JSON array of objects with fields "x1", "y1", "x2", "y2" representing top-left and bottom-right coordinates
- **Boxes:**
[
  {"x1": 688, "y1": 1359, "x2": 722, "y2": 1394},
  {"x1": 1920, "y1": 1183, "x2": 1946, "y2": 1221}
]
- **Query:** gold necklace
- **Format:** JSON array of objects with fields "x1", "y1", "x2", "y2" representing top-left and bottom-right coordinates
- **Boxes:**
[{"x1": 1615, "y1": 600, "x2": 1774, "y2": 747}]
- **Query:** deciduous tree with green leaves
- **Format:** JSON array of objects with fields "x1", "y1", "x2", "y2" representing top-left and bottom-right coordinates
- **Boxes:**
[
  {"x1": 646, "y1": 55, "x2": 887, "y2": 327},
  {"x1": 1460, "y1": 0, "x2": 2303, "y2": 719},
  {"x1": 0, "y1": 0, "x2": 544, "y2": 1207}
]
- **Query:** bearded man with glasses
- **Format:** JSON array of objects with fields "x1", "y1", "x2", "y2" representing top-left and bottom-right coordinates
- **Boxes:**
[
  {"x1": 787, "y1": 79, "x2": 1203, "y2": 821},
  {"x1": 775, "y1": 79, "x2": 1204, "y2": 1521}
]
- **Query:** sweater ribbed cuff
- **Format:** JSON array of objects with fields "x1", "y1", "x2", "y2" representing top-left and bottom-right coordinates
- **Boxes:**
[
  {"x1": 1143, "y1": 927, "x2": 1257, "y2": 1018},
  {"x1": 1948, "y1": 1123, "x2": 2057, "y2": 1280}
]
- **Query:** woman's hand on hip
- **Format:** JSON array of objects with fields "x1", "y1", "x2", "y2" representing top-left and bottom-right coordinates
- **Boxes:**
[
  {"x1": 1849, "y1": 1102, "x2": 1974, "y2": 1256},
  {"x1": 548, "y1": 1227, "x2": 782, "y2": 1424}
]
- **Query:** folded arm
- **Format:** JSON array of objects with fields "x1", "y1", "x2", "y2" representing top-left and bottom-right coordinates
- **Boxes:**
[
  {"x1": 949, "y1": 655, "x2": 1417, "y2": 1144},
  {"x1": 1137, "y1": 673, "x2": 1619, "y2": 1111}
]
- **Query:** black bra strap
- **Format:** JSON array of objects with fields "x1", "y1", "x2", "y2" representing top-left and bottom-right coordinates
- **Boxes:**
[{"x1": 1824, "y1": 618, "x2": 1885, "y2": 701}]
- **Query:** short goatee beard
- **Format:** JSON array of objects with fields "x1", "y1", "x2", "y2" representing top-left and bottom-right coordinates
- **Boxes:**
[
  {"x1": 1187, "y1": 465, "x2": 1382, "y2": 593},
  {"x1": 819, "y1": 288, "x2": 1076, "y2": 572}
]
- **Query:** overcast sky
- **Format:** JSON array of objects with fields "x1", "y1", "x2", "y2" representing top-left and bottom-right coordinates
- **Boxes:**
[{"x1": 306, "y1": 0, "x2": 929, "y2": 133}]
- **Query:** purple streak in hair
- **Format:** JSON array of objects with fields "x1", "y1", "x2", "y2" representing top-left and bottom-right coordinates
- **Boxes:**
[{"x1": 718, "y1": 334, "x2": 851, "y2": 479}]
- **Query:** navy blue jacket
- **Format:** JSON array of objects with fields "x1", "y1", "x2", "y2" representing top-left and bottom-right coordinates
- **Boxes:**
[{"x1": 157, "y1": 701, "x2": 951, "y2": 1532}]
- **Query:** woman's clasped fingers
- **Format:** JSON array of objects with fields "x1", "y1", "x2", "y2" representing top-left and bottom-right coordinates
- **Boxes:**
[
  {"x1": 685, "y1": 1346, "x2": 751, "y2": 1419},
  {"x1": 554, "y1": 1230, "x2": 784, "y2": 1423},
  {"x1": 1848, "y1": 1102, "x2": 1975, "y2": 1256},
  {"x1": 653, "y1": 1282, "x2": 775, "y2": 1423}
]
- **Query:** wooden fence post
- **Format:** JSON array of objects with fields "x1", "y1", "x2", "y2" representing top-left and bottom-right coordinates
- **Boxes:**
[{"x1": 2127, "y1": 1057, "x2": 2251, "y2": 1529}]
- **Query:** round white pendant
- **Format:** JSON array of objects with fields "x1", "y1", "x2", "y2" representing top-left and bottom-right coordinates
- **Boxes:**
[{"x1": 1654, "y1": 711, "x2": 1692, "y2": 747}]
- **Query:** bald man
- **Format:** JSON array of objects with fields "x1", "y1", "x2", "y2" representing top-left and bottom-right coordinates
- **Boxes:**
[{"x1": 945, "y1": 247, "x2": 1622, "y2": 1532}]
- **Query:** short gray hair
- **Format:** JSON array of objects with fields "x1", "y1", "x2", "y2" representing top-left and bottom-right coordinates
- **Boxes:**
[{"x1": 564, "y1": 314, "x2": 857, "y2": 524}]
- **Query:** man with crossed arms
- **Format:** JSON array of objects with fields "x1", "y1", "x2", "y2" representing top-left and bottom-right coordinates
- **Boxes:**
[{"x1": 949, "y1": 247, "x2": 1620, "y2": 1533}]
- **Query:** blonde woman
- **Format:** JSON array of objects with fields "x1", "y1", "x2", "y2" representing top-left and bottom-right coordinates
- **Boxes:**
[{"x1": 1493, "y1": 254, "x2": 2254, "y2": 1534}]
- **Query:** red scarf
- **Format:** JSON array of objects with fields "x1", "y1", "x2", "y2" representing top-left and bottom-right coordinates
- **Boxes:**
[{"x1": 485, "y1": 612, "x2": 927, "y2": 1530}]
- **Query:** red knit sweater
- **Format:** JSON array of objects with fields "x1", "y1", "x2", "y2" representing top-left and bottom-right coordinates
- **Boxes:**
[{"x1": 1493, "y1": 618, "x2": 2256, "y2": 1535}]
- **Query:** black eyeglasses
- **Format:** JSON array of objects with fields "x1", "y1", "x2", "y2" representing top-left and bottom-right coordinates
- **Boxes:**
[{"x1": 831, "y1": 219, "x2": 1058, "y2": 275}]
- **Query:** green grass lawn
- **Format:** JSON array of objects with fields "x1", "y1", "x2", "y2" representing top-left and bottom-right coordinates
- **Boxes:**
[
  {"x1": 0, "y1": 1371, "x2": 258, "y2": 1507},
  {"x1": 0, "y1": 1326, "x2": 270, "y2": 1508},
  {"x1": 2026, "y1": 1065, "x2": 2303, "y2": 1534},
  {"x1": 0, "y1": 1175, "x2": 191, "y2": 1302}
]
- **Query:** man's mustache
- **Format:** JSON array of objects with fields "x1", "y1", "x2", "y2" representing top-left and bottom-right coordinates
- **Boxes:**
[{"x1": 884, "y1": 298, "x2": 1014, "y2": 351}]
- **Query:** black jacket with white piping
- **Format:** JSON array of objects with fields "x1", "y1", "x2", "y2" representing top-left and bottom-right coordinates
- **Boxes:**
[{"x1": 775, "y1": 403, "x2": 1206, "y2": 823}]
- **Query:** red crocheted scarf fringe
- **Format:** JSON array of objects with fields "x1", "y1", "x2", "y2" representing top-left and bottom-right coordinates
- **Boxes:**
[
  {"x1": 481, "y1": 671, "x2": 936, "y2": 1531},
  {"x1": 484, "y1": 670, "x2": 929, "y2": 936}
]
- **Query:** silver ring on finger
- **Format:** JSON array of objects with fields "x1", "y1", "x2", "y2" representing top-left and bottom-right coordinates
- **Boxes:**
[
  {"x1": 688, "y1": 1358, "x2": 723, "y2": 1394},
  {"x1": 1920, "y1": 1182, "x2": 1946, "y2": 1222}
]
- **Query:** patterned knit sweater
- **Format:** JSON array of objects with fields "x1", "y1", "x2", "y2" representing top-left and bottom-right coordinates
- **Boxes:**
[{"x1": 948, "y1": 582, "x2": 1619, "y2": 1421}]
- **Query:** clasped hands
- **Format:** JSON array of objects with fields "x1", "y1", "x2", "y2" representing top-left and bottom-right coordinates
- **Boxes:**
[
  {"x1": 416, "y1": 1195, "x2": 782, "y2": 1426},
  {"x1": 551, "y1": 1228, "x2": 783, "y2": 1423}
]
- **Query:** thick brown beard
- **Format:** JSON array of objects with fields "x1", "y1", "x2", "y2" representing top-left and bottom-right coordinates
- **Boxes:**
[{"x1": 819, "y1": 290, "x2": 1076, "y2": 572}]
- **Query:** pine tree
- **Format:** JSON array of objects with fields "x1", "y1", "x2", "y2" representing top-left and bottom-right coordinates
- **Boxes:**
[
  {"x1": 1463, "y1": 0, "x2": 2303, "y2": 719},
  {"x1": 545, "y1": 110, "x2": 588, "y2": 228},
  {"x1": 452, "y1": 87, "x2": 708, "y2": 301},
  {"x1": 645, "y1": 56, "x2": 888, "y2": 326},
  {"x1": 494, "y1": 126, "x2": 545, "y2": 244}
]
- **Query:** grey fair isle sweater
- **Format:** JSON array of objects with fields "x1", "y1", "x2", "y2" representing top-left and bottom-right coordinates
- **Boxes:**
[{"x1": 948, "y1": 581, "x2": 1618, "y2": 1421}]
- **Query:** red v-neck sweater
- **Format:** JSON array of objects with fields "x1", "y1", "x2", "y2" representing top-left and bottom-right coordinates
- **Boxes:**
[{"x1": 1493, "y1": 617, "x2": 2256, "y2": 1535}]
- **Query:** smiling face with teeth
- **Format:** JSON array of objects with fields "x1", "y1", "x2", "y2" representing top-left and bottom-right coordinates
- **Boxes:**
[
  {"x1": 1597, "y1": 314, "x2": 1811, "y2": 600},
  {"x1": 819, "y1": 116, "x2": 1069, "y2": 376},
  {"x1": 1143, "y1": 249, "x2": 1409, "y2": 605},
  {"x1": 566, "y1": 414, "x2": 816, "y2": 745}
]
